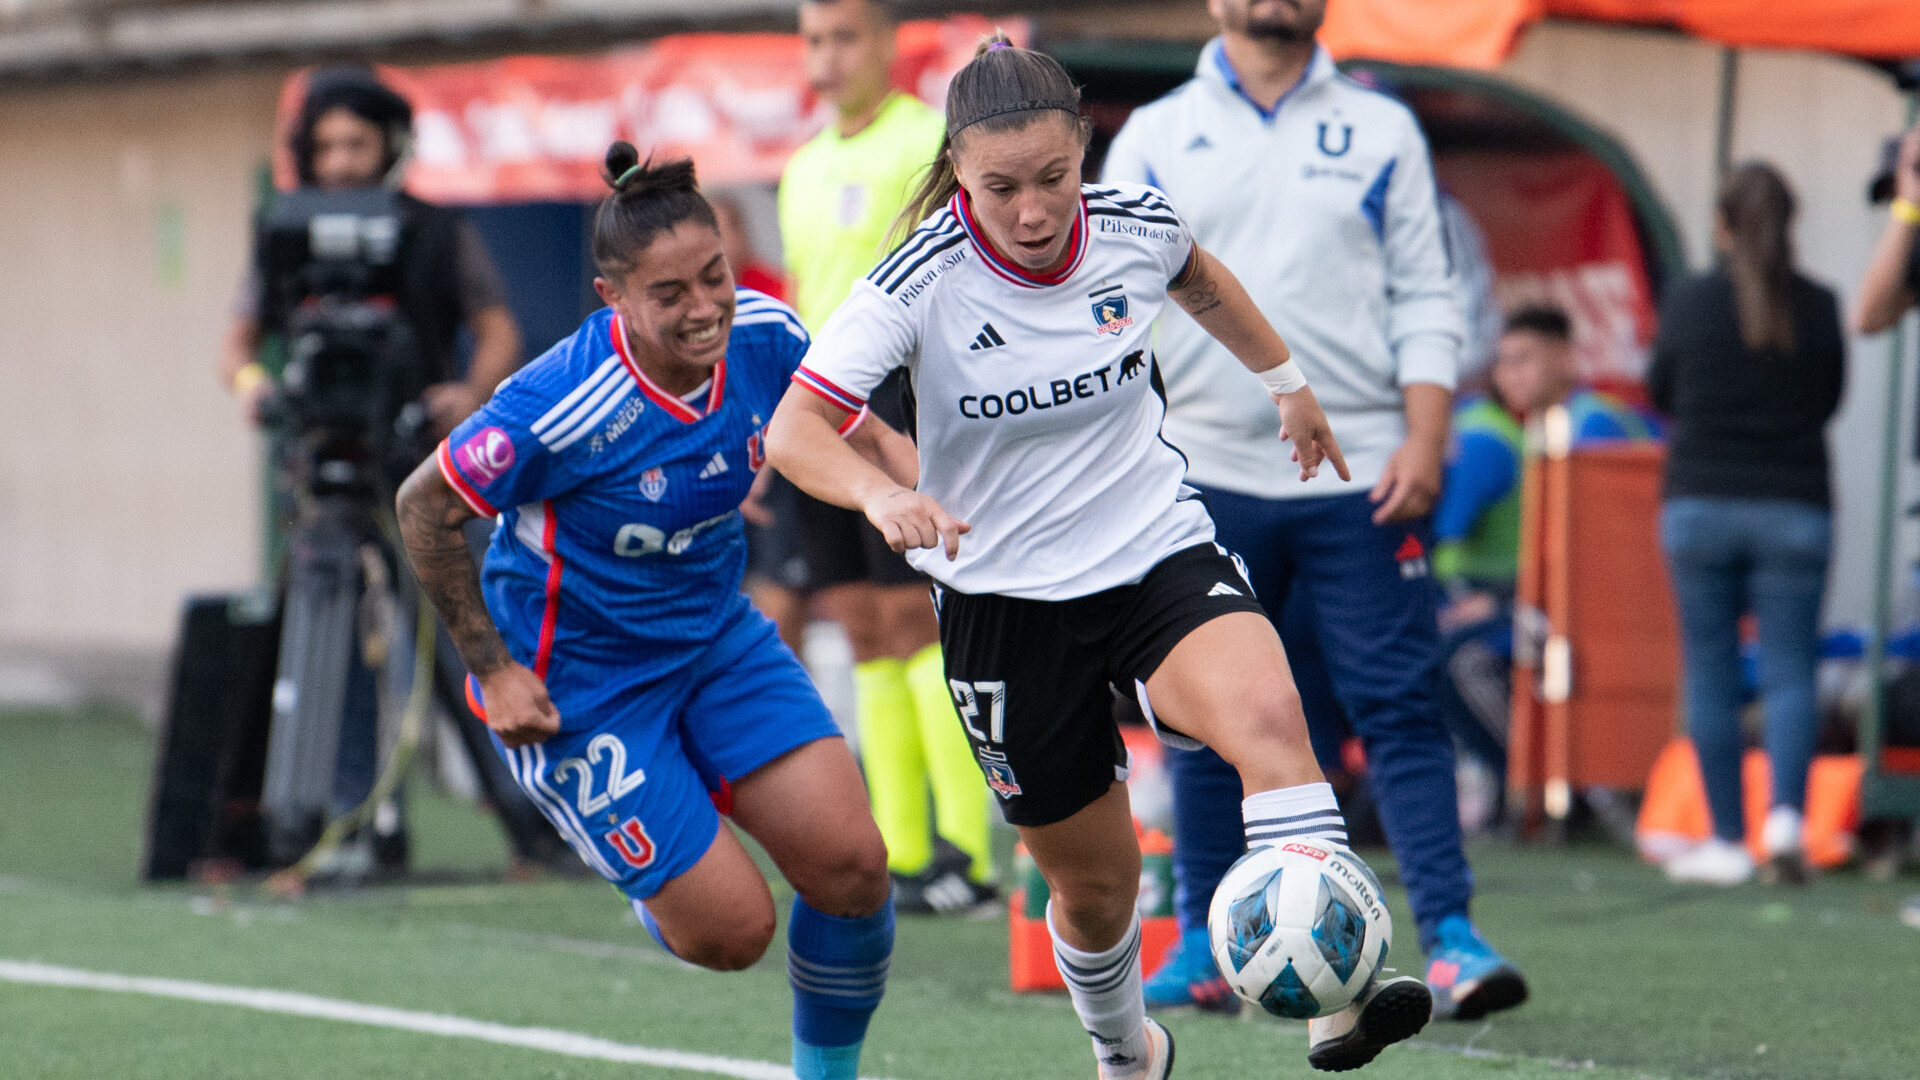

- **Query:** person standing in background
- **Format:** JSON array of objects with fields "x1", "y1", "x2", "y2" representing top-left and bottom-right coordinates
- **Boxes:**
[
  {"x1": 1433, "y1": 305, "x2": 1653, "y2": 789},
  {"x1": 779, "y1": 0, "x2": 996, "y2": 913},
  {"x1": 1854, "y1": 118, "x2": 1920, "y2": 339},
  {"x1": 218, "y1": 68, "x2": 528, "y2": 874},
  {"x1": 1103, "y1": 0, "x2": 1527, "y2": 1022},
  {"x1": 1651, "y1": 162, "x2": 1846, "y2": 887},
  {"x1": 220, "y1": 68, "x2": 521, "y2": 438}
]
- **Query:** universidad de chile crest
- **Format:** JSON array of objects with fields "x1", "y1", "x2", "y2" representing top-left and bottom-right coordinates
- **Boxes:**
[
  {"x1": 1092, "y1": 290, "x2": 1134, "y2": 336},
  {"x1": 639, "y1": 466, "x2": 668, "y2": 502}
]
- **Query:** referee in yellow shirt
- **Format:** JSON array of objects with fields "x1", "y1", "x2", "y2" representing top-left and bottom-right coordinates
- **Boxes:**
[{"x1": 780, "y1": 0, "x2": 994, "y2": 914}]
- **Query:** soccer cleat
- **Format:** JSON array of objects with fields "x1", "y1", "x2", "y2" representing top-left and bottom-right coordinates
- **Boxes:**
[
  {"x1": 1141, "y1": 927, "x2": 1241, "y2": 1014},
  {"x1": 1759, "y1": 805, "x2": 1808, "y2": 885},
  {"x1": 890, "y1": 842, "x2": 1000, "y2": 917},
  {"x1": 1306, "y1": 975, "x2": 1431, "y2": 1072},
  {"x1": 1662, "y1": 837, "x2": 1755, "y2": 887},
  {"x1": 1096, "y1": 1017, "x2": 1174, "y2": 1080},
  {"x1": 1425, "y1": 915, "x2": 1529, "y2": 1021}
]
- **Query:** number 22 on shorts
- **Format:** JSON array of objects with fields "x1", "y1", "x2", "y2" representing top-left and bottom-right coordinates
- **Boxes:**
[
  {"x1": 553, "y1": 733, "x2": 655, "y2": 870},
  {"x1": 949, "y1": 680, "x2": 1006, "y2": 744}
]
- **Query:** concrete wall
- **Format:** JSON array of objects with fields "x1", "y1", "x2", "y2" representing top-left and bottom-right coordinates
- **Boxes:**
[
  {"x1": 1497, "y1": 21, "x2": 1917, "y2": 632},
  {"x1": 0, "y1": 15, "x2": 1913, "y2": 656},
  {"x1": 0, "y1": 68, "x2": 290, "y2": 652}
]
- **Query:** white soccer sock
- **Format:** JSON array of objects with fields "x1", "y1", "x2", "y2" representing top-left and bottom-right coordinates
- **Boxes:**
[
  {"x1": 1242, "y1": 782, "x2": 1348, "y2": 849},
  {"x1": 1047, "y1": 902, "x2": 1149, "y2": 1076}
]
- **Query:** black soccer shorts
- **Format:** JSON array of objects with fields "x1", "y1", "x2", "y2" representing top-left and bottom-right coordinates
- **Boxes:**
[{"x1": 934, "y1": 542, "x2": 1267, "y2": 827}]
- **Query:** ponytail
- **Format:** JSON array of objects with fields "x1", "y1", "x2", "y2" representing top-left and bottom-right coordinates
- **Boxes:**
[
  {"x1": 1716, "y1": 161, "x2": 1797, "y2": 354},
  {"x1": 592, "y1": 141, "x2": 718, "y2": 278},
  {"x1": 893, "y1": 31, "x2": 1087, "y2": 238}
]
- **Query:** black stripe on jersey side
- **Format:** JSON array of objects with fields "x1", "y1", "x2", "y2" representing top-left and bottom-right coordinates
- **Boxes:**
[
  {"x1": 1087, "y1": 207, "x2": 1183, "y2": 227},
  {"x1": 898, "y1": 369, "x2": 920, "y2": 446},
  {"x1": 867, "y1": 212, "x2": 961, "y2": 286},
  {"x1": 877, "y1": 233, "x2": 968, "y2": 295},
  {"x1": 1147, "y1": 355, "x2": 1193, "y2": 478}
]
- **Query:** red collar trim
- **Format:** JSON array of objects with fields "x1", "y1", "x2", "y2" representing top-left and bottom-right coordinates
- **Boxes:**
[
  {"x1": 610, "y1": 314, "x2": 726, "y2": 424},
  {"x1": 952, "y1": 189, "x2": 1088, "y2": 288}
]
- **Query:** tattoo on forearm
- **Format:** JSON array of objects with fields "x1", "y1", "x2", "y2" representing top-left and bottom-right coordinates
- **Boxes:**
[
  {"x1": 397, "y1": 470, "x2": 513, "y2": 678},
  {"x1": 1182, "y1": 281, "x2": 1223, "y2": 317}
]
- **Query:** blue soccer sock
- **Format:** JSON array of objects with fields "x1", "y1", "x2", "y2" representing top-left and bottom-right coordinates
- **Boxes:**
[{"x1": 788, "y1": 894, "x2": 894, "y2": 1080}]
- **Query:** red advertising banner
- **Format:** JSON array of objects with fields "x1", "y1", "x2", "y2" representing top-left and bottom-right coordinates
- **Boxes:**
[
  {"x1": 275, "y1": 16, "x2": 1018, "y2": 202},
  {"x1": 1437, "y1": 149, "x2": 1658, "y2": 388}
]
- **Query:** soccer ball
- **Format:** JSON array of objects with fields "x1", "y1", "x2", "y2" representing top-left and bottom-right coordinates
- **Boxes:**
[{"x1": 1206, "y1": 841, "x2": 1391, "y2": 1019}]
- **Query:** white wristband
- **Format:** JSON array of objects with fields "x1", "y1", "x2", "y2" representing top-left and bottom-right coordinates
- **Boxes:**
[{"x1": 1256, "y1": 361, "x2": 1308, "y2": 396}]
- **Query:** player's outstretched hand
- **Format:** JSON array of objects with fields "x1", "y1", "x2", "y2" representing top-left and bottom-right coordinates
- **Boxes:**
[
  {"x1": 479, "y1": 662, "x2": 562, "y2": 748},
  {"x1": 1272, "y1": 386, "x2": 1351, "y2": 483},
  {"x1": 862, "y1": 487, "x2": 970, "y2": 560}
]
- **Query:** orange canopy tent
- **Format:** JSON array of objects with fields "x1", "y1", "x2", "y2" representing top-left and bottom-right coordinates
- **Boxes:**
[{"x1": 1321, "y1": 0, "x2": 1920, "y2": 68}]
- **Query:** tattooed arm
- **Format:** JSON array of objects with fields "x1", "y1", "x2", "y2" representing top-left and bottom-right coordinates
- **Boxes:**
[
  {"x1": 396, "y1": 457, "x2": 560, "y2": 747},
  {"x1": 1166, "y1": 244, "x2": 1350, "y2": 482},
  {"x1": 1168, "y1": 244, "x2": 1291, "y2": 370}
]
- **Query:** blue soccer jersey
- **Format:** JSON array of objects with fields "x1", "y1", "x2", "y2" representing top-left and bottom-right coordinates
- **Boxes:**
[{"x1": 438, "y1": 288, "x2": 809, "y2": 691}]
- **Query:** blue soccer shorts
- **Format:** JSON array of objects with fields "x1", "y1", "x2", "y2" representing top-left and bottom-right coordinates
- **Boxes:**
[{"x1": 467, "y1": 604, "x2": 842, "y2": 899}]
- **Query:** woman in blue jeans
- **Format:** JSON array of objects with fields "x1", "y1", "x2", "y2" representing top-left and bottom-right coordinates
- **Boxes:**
[{"x1": 1649, "y1": 162, "x2": 1846, "y2": 885}]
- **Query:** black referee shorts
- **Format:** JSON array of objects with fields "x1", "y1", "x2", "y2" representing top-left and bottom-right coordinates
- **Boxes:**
[
  {"x1": 935, "y1": 542, "x2": 1266, "y2": 827},
  {"x1": 744, "y1": 472, "x2": 810, "y2": 591},
  {"x1": 794, "y1": 493, "x2": 925, "y2": 589},
  {"x1": 791, "y1": 365, "x2": 924, "y2": 591}
]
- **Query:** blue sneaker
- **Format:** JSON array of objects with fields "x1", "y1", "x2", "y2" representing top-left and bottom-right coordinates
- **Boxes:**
[
  {"x1": 1424, "y1": 914, "x2": 1528, "y2": 1021},
  {"x1": 1142, "y1": 927, "x2": 1241, "y2": 1014}
]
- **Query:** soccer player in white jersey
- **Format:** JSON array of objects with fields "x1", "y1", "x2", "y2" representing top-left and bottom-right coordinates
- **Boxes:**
[
  {"x1": 768, "y1": 35, "x2": 1430, "y2": 1078},
  {"x1": 1102, "y1": 0, "x2": 1528, "y2": 1034}
]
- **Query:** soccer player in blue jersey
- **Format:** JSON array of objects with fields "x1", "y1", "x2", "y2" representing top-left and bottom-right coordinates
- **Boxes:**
[{"x1": 395, "y1": 144, "x2": 899, "y2": 1080}]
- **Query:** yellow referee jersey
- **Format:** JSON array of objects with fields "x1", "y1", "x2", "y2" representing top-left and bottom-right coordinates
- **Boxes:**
[{"x1": 778, "y1": 92, "x2": 944, "y2": 333}]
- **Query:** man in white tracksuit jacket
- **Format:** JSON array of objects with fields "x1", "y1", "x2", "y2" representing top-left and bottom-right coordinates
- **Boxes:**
[{"x1": 1104, "y1": 0, "x2": 1528, "y2": 1028}]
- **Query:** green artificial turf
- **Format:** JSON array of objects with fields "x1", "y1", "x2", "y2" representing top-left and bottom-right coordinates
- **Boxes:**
[{"x1": 1, "y1": 704, "x2": 1916, "y2": 1080}]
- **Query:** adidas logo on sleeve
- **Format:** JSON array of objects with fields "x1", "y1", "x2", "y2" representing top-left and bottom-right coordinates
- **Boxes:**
[{"x1": 697, "y1": 452, "x2": 729, "y2": 479}]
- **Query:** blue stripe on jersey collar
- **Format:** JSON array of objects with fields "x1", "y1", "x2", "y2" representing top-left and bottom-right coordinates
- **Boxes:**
[{"x1": 1206, "y1": 38, "x2": 1327, "y2": 123}]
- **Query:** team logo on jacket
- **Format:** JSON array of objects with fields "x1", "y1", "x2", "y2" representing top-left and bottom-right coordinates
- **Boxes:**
[
  {"x1": 1091, "y1": 288, "x2": 1133, "y2": 336},
  {"x1": 978, "y1": 748, "x2": 1022, "y2": 798},
  {"x1": 1395, "y1": 534, "x2": 1430, "y2": 580},
  {"x1": 1317, "y1": 121, "x2": 1354, "y2": 157},
  {"x1": 456, "y1": 427, "x2": 515, "y2": 486},
  {"x1": 640, "y1": 466, "x2": 668, "y2": 502}
]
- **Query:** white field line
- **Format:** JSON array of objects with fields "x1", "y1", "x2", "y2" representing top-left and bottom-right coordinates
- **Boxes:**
[{"x1": 0, "y1": 958, "x2": 900, "y2": 1080}]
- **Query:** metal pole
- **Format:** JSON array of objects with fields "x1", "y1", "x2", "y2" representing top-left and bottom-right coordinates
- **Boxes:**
[
  {"x1": 1713, "y1": 47, "x2": 1739, "y2": 184},
  {"x1": 1866, "y1": 93, "x2": 1920, "y2": 792}
]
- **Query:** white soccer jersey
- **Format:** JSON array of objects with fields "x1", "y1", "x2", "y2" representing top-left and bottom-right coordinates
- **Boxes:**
[{"x1": 795, "y1": 182, "x2": 1218, "y2": 600}]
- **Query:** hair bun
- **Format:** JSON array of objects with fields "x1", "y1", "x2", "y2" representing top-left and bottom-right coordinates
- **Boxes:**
[
  {"x1": 602, "y1": 142, "x2": 699, "y2": 197},
  {"x1": 973, "y1": 29, "x2": 1016, "y2": 58}
]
